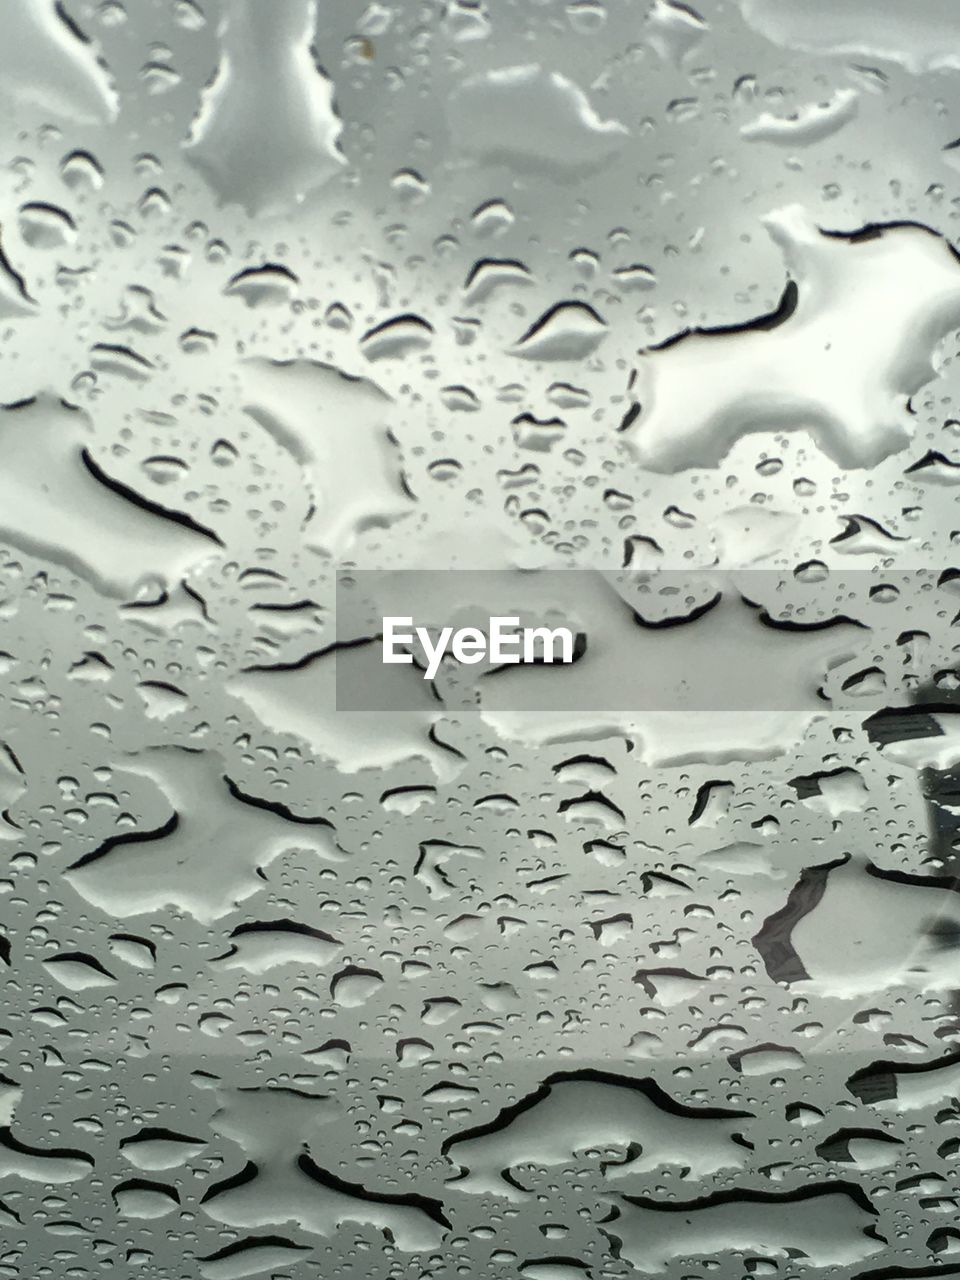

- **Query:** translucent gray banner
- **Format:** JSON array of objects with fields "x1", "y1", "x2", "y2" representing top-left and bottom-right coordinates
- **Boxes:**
[{"x1": 334, "y1": 568, "x2": 953, "y2": 713}]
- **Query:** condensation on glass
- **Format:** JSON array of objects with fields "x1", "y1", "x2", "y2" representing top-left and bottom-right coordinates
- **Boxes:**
[{"x1": 0, "y1": 1, "x2": 959, "y2": 1278}]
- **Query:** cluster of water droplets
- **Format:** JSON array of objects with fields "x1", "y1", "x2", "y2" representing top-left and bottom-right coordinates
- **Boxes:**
[{"x1": 3, "y1": 2, "x2": 960, "y2": 1279}]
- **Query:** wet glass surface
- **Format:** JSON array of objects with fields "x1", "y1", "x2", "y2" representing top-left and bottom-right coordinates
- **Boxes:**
[{"x1": 3, "y1": 1, "x2": 960, "y2": 1277}]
